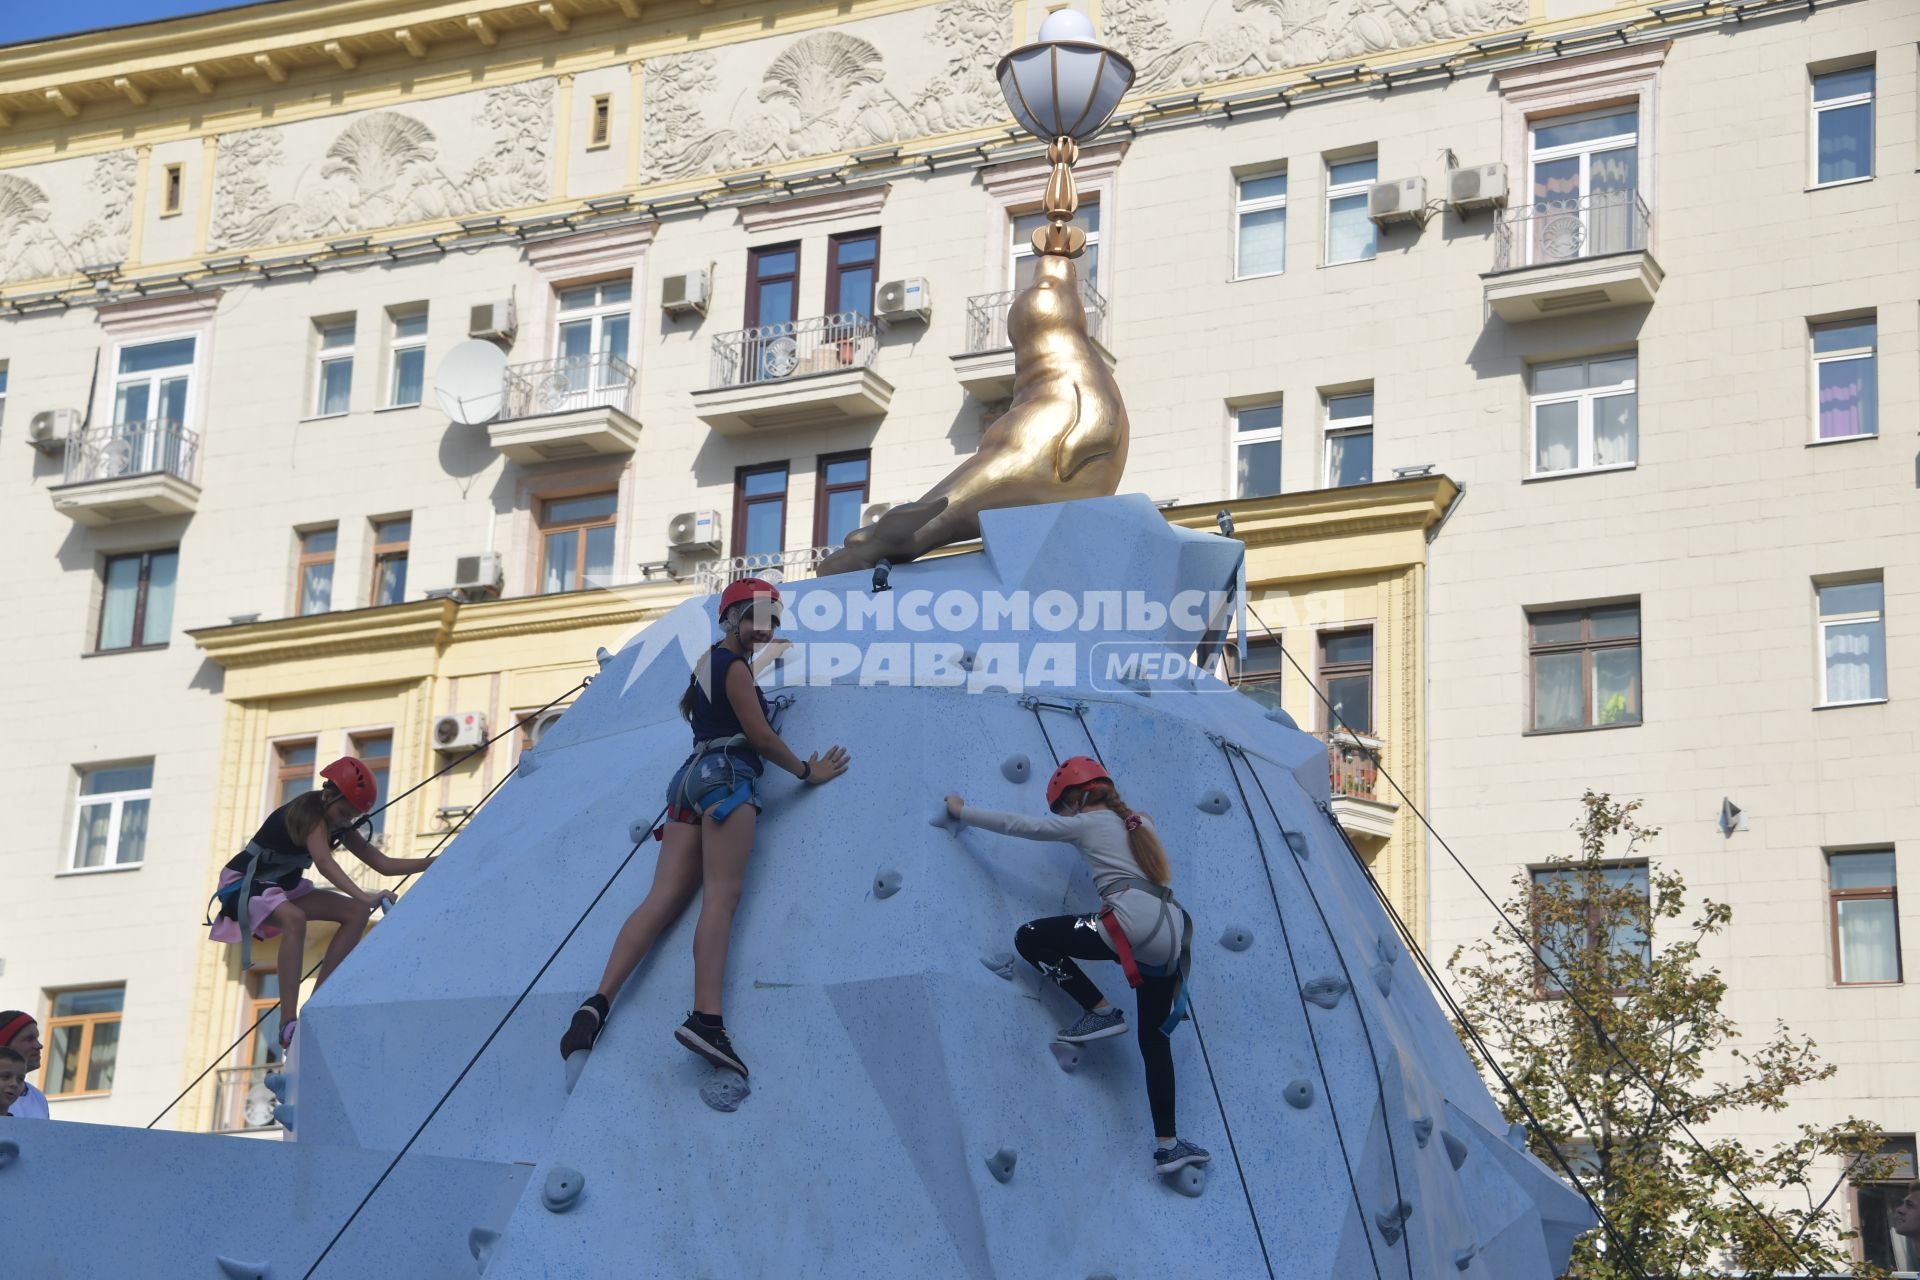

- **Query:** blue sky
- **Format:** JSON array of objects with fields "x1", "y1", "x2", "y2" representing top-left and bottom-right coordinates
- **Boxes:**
[{"x1": 0, "y1": 1, "x2": 271, "y2": 45}]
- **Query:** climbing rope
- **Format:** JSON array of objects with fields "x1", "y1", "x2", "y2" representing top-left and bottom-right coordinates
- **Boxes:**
[{"x1": 1240, "y1": 600, "x2": 1807, "y2": 1273}]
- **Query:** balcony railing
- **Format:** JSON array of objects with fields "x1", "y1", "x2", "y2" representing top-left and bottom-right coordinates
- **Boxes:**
[
  {"x1": 709, "y1": 312, "x2": 879, "y2": 389},
  {"x1": 964, "y1": 280, "x2": 1108, "y2": 354},
  {"x1": 500, "y1": 353, "x2": 636, "y2": 421},
  {"x1": 693, "y1": 546, "x2": 837, "y2": 594},
  {"x1": 211, "y1": 1063, "x2": 280, "y2": 1134},
  {"x1": 1327, "y1": 733, "x2": 1381, "y2": 802},
  {"x1": 63, "y1": 419, "x2": 198, "y2": 486},
  {"x1": 1493, "y1": 189, "x2": 1651, "y2": 272}
]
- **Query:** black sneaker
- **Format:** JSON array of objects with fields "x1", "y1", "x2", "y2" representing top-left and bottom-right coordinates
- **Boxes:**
[
  {"x1": 560, "y1": 995, "x2": 609, "y2": 1059},
  {"x1": 675, "y1": 1013, "x2": 748, "y2": 1078}
]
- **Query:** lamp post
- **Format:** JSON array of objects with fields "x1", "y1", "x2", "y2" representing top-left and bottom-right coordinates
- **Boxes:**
[{"x1": 995, "y1": 11, "x2": 1135, "y2": 260}]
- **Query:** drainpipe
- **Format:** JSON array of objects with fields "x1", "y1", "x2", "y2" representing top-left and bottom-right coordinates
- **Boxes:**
[{"x1": 1421, "y1": 480, "x2": 1462, "y2": 946}]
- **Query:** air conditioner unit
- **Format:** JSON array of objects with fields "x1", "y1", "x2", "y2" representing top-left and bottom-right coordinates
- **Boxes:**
[
  {"x1": 667, "y1": 510, "x2": 722, "y2": 550},
  {"x1": 469, "y1": 299, "x2": 516, "y2": 346},
  {"x1": 662, "y1": 270, "x2": 710, "y2": 317},
  {"x1": 432, "y1": 710, "x2": 489, "y2": 753},
  {"x1": 28, "y1": 408, "x2": 81, "y2": 454},
  {"x1": 860, "y1": 501, "x2": 894, "y2": 526},
  {"x1": 1445, "y1": 162, "x2": 1508, "y2": 214},
  {"x1": 876, "y1": 278, "x2": 931, "y2": 324},
  {"x1": 453, "y1": 551, "x2": 503, "y2": 594},
  {"x1": 1368, "y1": 176, "x2": 1428, "y2": 226}
]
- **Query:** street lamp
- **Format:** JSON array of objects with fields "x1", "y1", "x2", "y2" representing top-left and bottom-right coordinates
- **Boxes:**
[{"x1": 995, "y1": 10, "x2": 1134, "y2": 260}]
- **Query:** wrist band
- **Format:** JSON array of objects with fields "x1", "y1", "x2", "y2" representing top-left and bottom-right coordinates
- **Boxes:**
[{"x1": 798, "y1": 760, "x2": 812, "y2": 781}]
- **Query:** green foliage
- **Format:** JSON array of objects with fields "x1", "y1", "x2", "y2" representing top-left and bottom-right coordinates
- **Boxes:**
[{"x1": 1447, "y1": 791, "x2": 1888, "y2": 1278}]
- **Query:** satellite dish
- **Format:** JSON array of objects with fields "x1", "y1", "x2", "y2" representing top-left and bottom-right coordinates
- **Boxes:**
[{"x1": 434, "y1": 340, "x2": 508, "y2": 425}]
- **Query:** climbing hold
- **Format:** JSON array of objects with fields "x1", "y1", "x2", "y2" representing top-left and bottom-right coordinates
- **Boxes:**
[
  {"x1": 215, "y1": 1258, "x2": 269, "y2": 1280},
  {"x1": 1089, "y1": 1274, "x2": 1118, "y2": 1280},
  {"x1": 1370, "y1": 961, "x2": 1393, "y2": 996},
  {"x1": 542, "y1": 1166, "x2": 585, "y2": 1213},
  {"x1": 1454, "y1": 1244, "x2": 1477, "y2": 1270},
  {"x1": 1412, "y1": 1115, "x2": 1433, "y2": 1147},
  {"x1": 1376, "y1": 935, "x2": 1398, "y2": 966},
  {"x1": 1506, "y1": 1121, "x2": 1530, "y2": 1150},
  {"x1": 1001, "y1": 754, "x2": 1031, "y2": 784},
  {"x1": 929, "y1": 804, "x2": 963, "y2": 833},
  {"x1": 563, "y1": 1049, "x2": 590, "y2": 1095},
  {"x1": 263, "y1": 1071, "x2": 288, "y2": 1102},
  {"x1": 980, "y1": 952, "x2": 1017, "y2": 980},
  {"x1": 872, "y1": 868, "x2": 902, "y2": 899},
  {"x1": 1167, "y1": 1165, "x2": 1207, "y2": 1198},
  {"x1": 1049, "y1": 1041, "x2": 1081, "y2": 1074},
  {"x1": 1196, "y1": 790, "x2": 1231, "y2": 815},
  {"x1": 1301, "y1": 976, "x2": 1349, "y2": 1009},
  {"x1": 628, "y1": 819, "x2": 653, "y2": 844},
  {"x1": 271, "y1": 1102, "x2": 296, "y2": 1131},
  {"x1": 957, "y1": 649, "x2": 975, "y2": 671},
  {"x1": 519, "y1": 748, "x2": 540, "y2": 776},
  {"x1": 984, "y1": 1148, "x2": 1017, "y2": 1183},
  {"x1": 1284, "y1": 830, "x2": 1309, "y2": 859},
  {"x1": 1120, "y1": 677, "x2": 1152, "y2": 697},
  {"x1": 1218, "y1": 926, "x2": 1253, "y2": 953},
  {"x1": 468, "y1": 1226, "x2": 500, "y2": 1266},
  {"x1": 595, "y1": 645, "x2": 613, "y2": 668},
  {"x1": 1284, "y1": 1080, "x2": 1314, "y2": 1110},
  {"x1": 1264, "y1": 706, "x2": 1299, "y2": 730},
  {"x1": 0, "y1": 1138, "x2": 17, "y2": 1168},
  {"x1": 1376, "y1": 1199, "x2": 1413, "y2": 1245},
  {"x1": 700, "y1": 1075, "x2": 752, "y2": 1113},
  {"x1": 1442, "y1": 1129, "x2": 1469, "y2": 1170}
]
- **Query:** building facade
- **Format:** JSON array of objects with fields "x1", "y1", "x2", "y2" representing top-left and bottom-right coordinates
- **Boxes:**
[{"x1": 0, "y1": 0, "x2": 1912, "y2": 1261}]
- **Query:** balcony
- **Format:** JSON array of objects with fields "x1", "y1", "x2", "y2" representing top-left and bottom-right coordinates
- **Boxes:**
[
  {"x1": 693, "y1": 312, "x2": 893, "y2": 436},
  {"x1": 1326, "y1": 732, "x2": 1398, "y2": 843},
  {"x1": 1484, "y1": 190, "x2": 1663, "y2": 323},
  {"x1": 49, "y1": 419, "x2": 201, "y2": 526},
  {"x1": 487, "y1": 353, "x2": 642, "y2": 464},
  {"x1": 210, "y1": 1063, "x2": 281, "y2": 1135},
  {"x1": 693, "y1": 546, "x2": 836, "y2": 593},
  {"x1": 951, "y1": 281, "x2": 1114, "y2": 401}
]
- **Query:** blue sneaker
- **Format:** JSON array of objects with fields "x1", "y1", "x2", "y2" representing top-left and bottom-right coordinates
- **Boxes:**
[
  {"x1": 1057, "y1": 1007, "x2": 1127, "y2": 1043},
  {"x1": 1153, "y1": 1138, "x2": 1211, "y2": 1174}
]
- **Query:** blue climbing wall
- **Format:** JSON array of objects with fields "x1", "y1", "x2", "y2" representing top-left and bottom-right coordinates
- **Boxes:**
[{"x1": 0, "y1": 495, "x2": 1593, "y2": 1279}]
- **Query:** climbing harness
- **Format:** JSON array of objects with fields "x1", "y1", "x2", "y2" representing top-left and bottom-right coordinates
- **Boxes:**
[
  {"x1": 1096, "y1": 878, "x2": 1192, "y2": 1036},
  {"x1": 659, "y1": 734, "x2": 762, "y2": 836}
]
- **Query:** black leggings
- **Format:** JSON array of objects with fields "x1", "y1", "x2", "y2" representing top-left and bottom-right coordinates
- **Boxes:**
[{"x1": 1015, "y1": 913, "x2": 1179, "y2": 1138}]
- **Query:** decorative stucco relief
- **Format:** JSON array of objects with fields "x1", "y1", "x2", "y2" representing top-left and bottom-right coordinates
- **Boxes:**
[
  {"x1": 0, "y1": 150, "x2": 137, "y2": 286},
  {"x1": 1105, "y1": 0, "x2": 1527, "y2": 93},
  {"x1": 209, "y1": 79, "x2": 556, "y2": 251},
  {"x1": 639, "y1": 0, "x2": 1007, "y2": 184}
]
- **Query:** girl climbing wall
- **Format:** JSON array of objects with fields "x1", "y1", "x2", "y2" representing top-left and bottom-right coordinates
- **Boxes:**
[
  {"x1": 561, "y1": 578, "x2": 850, "y2": 1079},
  {"x1": 208, "y1": 756, "x2": 435, "y2": 1052},
  {"x1": 945, "y1": 756, "x2": 1209, "y2": 1174}
]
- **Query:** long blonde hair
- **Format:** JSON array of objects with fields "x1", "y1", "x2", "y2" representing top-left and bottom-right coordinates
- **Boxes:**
[{"x1": 1068, "y1": 783, "x2": 1171, "y2": 886}]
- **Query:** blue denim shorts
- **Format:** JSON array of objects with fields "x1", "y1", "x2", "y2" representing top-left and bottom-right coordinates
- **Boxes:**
[{"x1": 665, "y1": 748, "x2": 763, "y2": 824}]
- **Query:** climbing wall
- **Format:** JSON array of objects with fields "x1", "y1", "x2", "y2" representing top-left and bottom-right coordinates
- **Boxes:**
[{"x1": 0, "y1": 496, "x2": 1593, "y2": 1279}]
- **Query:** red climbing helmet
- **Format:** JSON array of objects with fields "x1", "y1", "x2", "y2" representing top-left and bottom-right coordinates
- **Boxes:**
[
  {"x1": 319, "y1": 756, "x2": 378, "y2": 814},
  {"x1": 1046, "y1": 755, "x2": 1112, "y2": 813},
  {"x1": 717, "y1": 577, "x2": 781, "y2": 624}
]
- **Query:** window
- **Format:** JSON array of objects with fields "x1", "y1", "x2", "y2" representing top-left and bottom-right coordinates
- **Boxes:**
[
  {"x1": 1325, "y1": 155, "x2": 1377, "y2": 265},
  {"x1": 313, "y1": 319, "x2": 354, "y2": 416},
  {"x1": 369, "y1": 517, "x2": 410, "y2": 606},
  {"x1": 814, "y1": 452, "x2": 870, "y2": 547},
  {"x1": 0, "y1": 362, "x2": 7, "y2": 433},
  {"x1": 386, "y1": 307, "x2": 427, "y2": 407},
  {"x1": 1228, "y1": 635, "x2": 1284, "y2": 712},
  {"x1": 1854, "y1": 1136, "x2": 1919, "y2": 1273},
  {"x1": 113, "y1": 336, "x2": 194, "y2": 427},
  {"x1": 162, "y1": 162, "x2": 184, "y2": 216},
  {"x1": 1530, "y1": 354, "x2": 1637, "y2": 475},
  {"x1": 1323, "y1": 390, "x2": 1373, "y2": 488},
  {"x1": 41, "y1": 987, "x2": 124, "y2": 1098},
  {"x1": 1318, "y1": 627, "x2": 1373, "y2": 735},
  {"x1": 243, "y1": 973, "x2": 283, "y2": 1070},
  {"x1": 297, "y1": 527, "x2": 336, "y2": 616},
  {"x1": 1234, "y1": 171, "x2": 1287, "y2": 278},
  {"x1": 350, "y1": 732, "x2": 392, "y2": 841},
  {"x1": 274, "y1": 740, "x2": 317, "y2": 809},
  {"x1": 70, "y1": 762, "x2": 152, "y2": 871},
  {"x1": 1818, "y1": 578, "x2": 1887, "y2": 705},
  {"x1": 1812, "y1": 64, "x2": 1874, "y2": 186},
  {"x1": 539, "y1": 492, "x2": 617, "y2": 594},
  {"x1": 734, "y1": 463, "x2": 789, "y2": 558},
  {"x1": 1529, "y1": 862, "x2": 1650, "y2": 993},
  {"x1": 1014, "y1": 199, "x2": 1100, "y2": 291},
  {"x1": 746, "y1": 243, "x2": 799, "y2": 329},
  {"x1": 555, "y1": 279, "x2": 631, "y2": 392},
  {"x1": 97, "y1": 548, "x2": 176, "y2": 651},
  {"x1": 589, "y1": 93, "x2": 612, "y2": 148},
  {"x1": 1812, "y1": 317, "x2": 1876, "y2": 441},
  {"x1": 1529, "y1": 603, "x2": 1641, "y2": 731},
  {"x1": 1830, "y1": 850, "x2": 1900, "y2": 985},
  {"x1": 1233, "y1": 402, "x2": 1284, "y2": 499},
  {"x1": 830, "y1": 230, "x2": 880, "y2": 318},
  {"x1": 1526, "y1": 107, "x2": 1638, "y2": 263}
]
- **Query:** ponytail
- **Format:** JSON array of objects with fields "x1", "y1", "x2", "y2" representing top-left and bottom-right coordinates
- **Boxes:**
[
  {"x1": 1104, "y1": 788, "x2": 1171, "y2": 886},
  {"x1": 283, "y1": 783, "x2": 340, "y2": 845}
]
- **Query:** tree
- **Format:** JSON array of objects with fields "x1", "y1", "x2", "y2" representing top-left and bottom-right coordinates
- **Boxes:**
[{"x1": 1447, "y1": 791, "x2": 1888, "y2": 1278}]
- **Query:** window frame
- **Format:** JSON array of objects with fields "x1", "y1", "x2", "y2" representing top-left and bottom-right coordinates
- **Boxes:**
[
  {"x1": 1231, "y1": 400, "x2": 1285, "y2": 500},
  {"x1": 1317, "y1": 625, "x2": 1375, "y2": 736},
  {"x1": 110, "y1": 334, "x2": 198, "y2": 431},
  {"x1": 1233, "y1": 169, "x2": 1288, "y2": 280},
  {"x1": 536, "y1": 490, "x2": 619, "y2": 595},
  {"x1": 311, "y1": 317, "x2": 355, "y2": 418},
  {"x1": 1828, "y1": 849, "x2": 1901, "y2": 987},
  {"x1": 1809, "y1": 63, "x2": 1875, "y2": 189},
  {"x1": 368, "y1": 516, "x2": 410, "y2": 607},
  {"x1": 1011, "y1": 197, "x2": 1101, "y2": 292},
  {"x1": 1526, "y1": 602, "x2": 1643, "y2": 733},
  {"x1": 745, "y1": 242, "x2": 801, "y2": 331},
  {"x1": 1816, "y1": 575, "x2": 1888, "y2": 707},
  {"x1": 161, "y1": 162, "x2": 185, "y2": 216},
  {"x1": 1851, "y1": 1134, "x2": 1920, "y2": 1273},
  {"x1": 384, "y1": 306, "x2": 428, "y2": 409},
  {"x1": 39, "y1": 986, "x2": 125, "y2": 1099},
  {"x1": 828, "y1": 229, "x2": 881, "y2": 319},
  {"x1": 1523, "y1": 105, "x2": 1640, "y2": 267},
  {"x1": 1324, "y1": 153, "x2": 1379, "y2": 266},
  {"x1": 1527, "y1": 859, "x2": 1651, "y2": 997},
  {"x1": 348, "y1": 730, "x2": 393, "y2": 843},
  {"x1": 295, "y1": 526, "x2": 337, "y2": 617},
  {"x1": 95, "y1": 547, "x2": 177, "y2": 653},
  {"x1": 66, "y1": 761, "x2": 154, "y2": 874},
  {"x1": 813, "y1": 450, "x2": 871, "y2": 548},
  {"x1": 1809, "y1": 316, "x2": 1877, "y2": 443},
  {"x1": 1528, "y1": 353, "x2": 1638, "y2": 478},
  {"x1": 588, "y1": 93, "x2": 613, "y2": 149},
  {"x1": 1322, "y1": 390, "x2": 1374, "y2": 489},
  {"x1": 552, "y1": 277, "x2": 633, "y2": 381},
  {"x1": 272, "y1": 737, "x2": 318, "y2": 812},
  {"x1": 733, "y1": 461, "x2": 790, "y2": 559}
]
